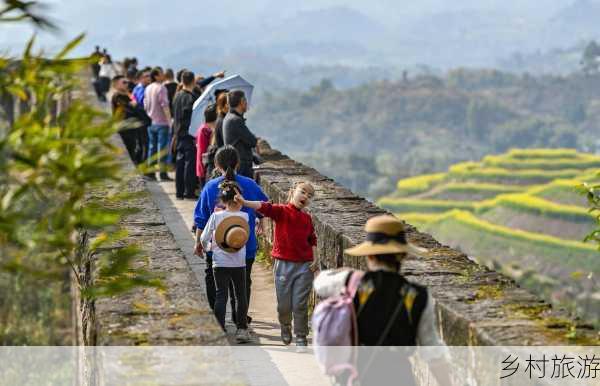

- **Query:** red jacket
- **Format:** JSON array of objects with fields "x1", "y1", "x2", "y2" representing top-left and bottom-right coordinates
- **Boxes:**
[
  {"x1": 196, "y1": 123, "x2": 212, "y2": 178},
  {"x1": 258, "y1": 202, "x2": 317, "y2": 262}
]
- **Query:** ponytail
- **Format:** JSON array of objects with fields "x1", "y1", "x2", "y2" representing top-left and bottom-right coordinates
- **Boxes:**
[
  {"x1": 215, "y1": 145, "x2": 240, "y2": 177},
  {"x1": 224, "y1": 166, "x2": 235, "y2": 181}
]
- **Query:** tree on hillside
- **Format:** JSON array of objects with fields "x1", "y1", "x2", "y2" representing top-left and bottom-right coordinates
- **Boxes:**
[{"x1": 581, "y1": 40, "x2": 600, "y2": 74}]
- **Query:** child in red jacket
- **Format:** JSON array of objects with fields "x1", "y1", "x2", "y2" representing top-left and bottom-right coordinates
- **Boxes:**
[{"x1": 235, "y1": 181, "x2": 318, "y2": 351}]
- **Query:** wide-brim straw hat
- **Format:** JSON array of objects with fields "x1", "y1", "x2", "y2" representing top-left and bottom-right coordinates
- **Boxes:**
[
  {"x1": 215, "y1": 216, "x2": 250, "y2": 253},
  {"x1": 344, "y1": 215, "x2": 427, "y2": 258}
]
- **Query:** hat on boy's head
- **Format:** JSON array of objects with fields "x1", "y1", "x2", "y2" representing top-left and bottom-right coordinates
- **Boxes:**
[
  {"x1": 215, "y1": 216, "x2": 250, "y2": 253},
  {"x1": 344, "y1": 215, "x2": 426, "y2": 258}
]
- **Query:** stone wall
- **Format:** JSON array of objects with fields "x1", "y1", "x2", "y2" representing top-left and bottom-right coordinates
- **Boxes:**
[
  {"x1": 255, "y1": 140, "x2": 598, "y2": 346},
  {"x1": 74, "y1": 139, "x2": 225, "y2": 346}
]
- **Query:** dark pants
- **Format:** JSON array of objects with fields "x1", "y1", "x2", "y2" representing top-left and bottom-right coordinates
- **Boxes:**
[
  {"x1": 206, "y1": 255, "x2": 254, "y2": 322},
  {"x1": 175, "y1": 135, "x2": 197, "y2": 198},
  {"x1": 137, "y1": 126, "x2": 149, "y2": 162},
  {"x1": 213, "y1": 266, "x2": 248, "y2": 330},
  {"x1": 119, "y1": 128, "x2": 142, "y2": 165},
  {"x1": 205, "y1": 253, "x2": 236, "y2": 313},
  {"x1": 245, "y1": 259, "x2": 254, "y2": 308}
]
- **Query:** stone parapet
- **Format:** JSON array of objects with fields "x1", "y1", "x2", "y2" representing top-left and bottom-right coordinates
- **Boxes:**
[
  {"x1": 255, "y1": 140, "x2": 598, "y2": 346},
  {"x1": 75, "y1": 139, "x2": 225, "y2": 346}
]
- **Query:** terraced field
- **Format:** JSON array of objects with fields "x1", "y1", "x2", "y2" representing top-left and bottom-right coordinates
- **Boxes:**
[{"x1": 379, "y1": 148, "x2": 600, "y2": 323}]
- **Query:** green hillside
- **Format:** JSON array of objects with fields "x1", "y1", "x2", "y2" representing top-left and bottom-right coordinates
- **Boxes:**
[{"x1": 379, "y1": 148, "x2": 600, "y2": 324}]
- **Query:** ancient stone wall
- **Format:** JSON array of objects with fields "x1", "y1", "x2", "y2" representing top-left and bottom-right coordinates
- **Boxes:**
[
  {"x1": 74, "y1": 139, "x2": 225, "y2": 346},
  {"x1": 255, "y1": 140, "x2": 598, "y2": 346}
]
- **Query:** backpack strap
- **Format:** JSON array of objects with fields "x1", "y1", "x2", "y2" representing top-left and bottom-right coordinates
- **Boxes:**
[
  {"x1": 345, "y1": 270, "x2": 365, "y2": 298},
  {"x1": 345, "y1": 270, "x2": 364, "y2": 348}
]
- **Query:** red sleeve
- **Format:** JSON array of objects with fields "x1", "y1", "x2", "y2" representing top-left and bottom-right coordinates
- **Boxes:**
[
  {"x1": 258, "y1": 202, "x2": 284, "y2": 221},
  {"x1": 198, "y1": 127, "x2": 211, "y2": 156},
  {"x1": 196, "y1": 133, "x2": 203, "y2": 177},
  {"x1": 308, "y1": 219, "x2": 317, "y2": 247}
]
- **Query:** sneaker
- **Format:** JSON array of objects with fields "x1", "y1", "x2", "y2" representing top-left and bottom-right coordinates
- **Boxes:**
[
  {"x1": 295, "y1": 336, "x2": 308, "y2": 353},
  {"x1": 280, "y1": 324, "x2": 292, "y2": 345},
  {"x1": 235, "y1": 328, "x2": 251, "y2": 344},
  {"x1": 143, "y1": 173, "x2": 157, "y2": 181}
]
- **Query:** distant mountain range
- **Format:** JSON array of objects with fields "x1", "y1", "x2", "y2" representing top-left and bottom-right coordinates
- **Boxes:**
[{"x1": 5, "y1": 1, "x2": 599, "y2": 76}]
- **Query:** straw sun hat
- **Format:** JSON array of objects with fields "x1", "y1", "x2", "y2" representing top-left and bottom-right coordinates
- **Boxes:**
[
  {"x1": 344, "y1": 215, "x2": 427, "y2": 258},
  {"x1": 214, "y1": 216, "x2": 250, "y2": 253}
]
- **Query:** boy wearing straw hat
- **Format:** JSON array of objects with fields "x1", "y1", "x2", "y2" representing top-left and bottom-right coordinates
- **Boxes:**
[{"x1": 313, "y1": 215, "x2": 451, "y2": 386}]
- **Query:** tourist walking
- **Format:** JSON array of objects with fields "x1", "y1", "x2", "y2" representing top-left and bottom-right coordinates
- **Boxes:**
[
  {"x1": 235, "y1": 182, "x2": 318, "y2": 351},
  {"x1": 313, "y1": 215, "x2": 451, "y2": 386},
  {"x1": 199, "y1": 179, "x2": 251, "y2": 343},
  {"x1": 223, "y1": 90, "x2": 258, "y2": 179},
  {"x1": 110, "y1": 75, "x2": 150, "y2": 165},
  {"x1": 164, "y1": 68, "x2": 178, "y2": 113},
  {"x1": 144, "y1": 67, "x2": 173, "y2": 181},
  {"x1": 95, "y1": 55, "x2": 117, "y2": 102},
  {"x1": 194, "y1": 146, "x2": 268, "y2": 321},
  {"x1": 90, "y1": 46, "x2": 101, "y2": 79},
  {"x1": 132, "y1": 67, "x2": 151, "y2": 107},
  {"x1": 172, "y1": 70, "x2": 200, "y2": 199}
]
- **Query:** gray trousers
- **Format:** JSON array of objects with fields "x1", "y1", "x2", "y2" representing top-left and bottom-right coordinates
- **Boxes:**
[{"x1": 273, "y1": 259, "x2": 314, "y2": 337}]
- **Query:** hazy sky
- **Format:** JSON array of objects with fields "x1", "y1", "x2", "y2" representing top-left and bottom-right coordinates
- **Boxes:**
[{"x1": 0, "y1": 0, "x2": 587, "y2": 71}]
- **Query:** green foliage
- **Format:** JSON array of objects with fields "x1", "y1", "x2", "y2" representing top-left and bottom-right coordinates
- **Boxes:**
[
  {"x1": 507, "y1": 148, "x2": 580, "y2": 159},
  {"x1": 581, "y1": 40, "x2": 600, "y2": 74},
  {"x1": 425, "y1": 210, "x2": 597, "y2": 269},
  {"x1": 378, "y1": 197, "x2": 474, "y2": 213},
  {"x1": 424, "y1": 182, "x2": 524, "y2": 200},
  {"x1": 476, "y1": 193, "x2": 595, "y2": 223},
  {"x1": 448, "y1": 163, "x2": 592, "y2": 185},
  {"x1": 528, "y1": 179, "x2": 588, "y2": 207},
  {"x1": 395, "y1": 173, "x2": 446, "y2": 197},
  {"x1": 482, "y1": 153, "x2": 600, "y2": 170},
  {"x1": 0, "y1": 5, "x2": 161, "y2": 343}
]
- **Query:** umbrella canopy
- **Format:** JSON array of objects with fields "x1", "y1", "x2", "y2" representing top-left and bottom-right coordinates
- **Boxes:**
[{"x1": 188, "y1": 74, "x2": 254, "y2": 137}]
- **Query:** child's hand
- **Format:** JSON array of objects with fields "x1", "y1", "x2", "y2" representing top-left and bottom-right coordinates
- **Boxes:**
[
  {"x1": 234, "y1": 193, "x2": 245, "y2": 206},
  {"x1": 194, "y1": 241, "x2": 204, "y2": 257},
  {"x1": 309, "y1": 260, "x2": 319, "y2": 273}
]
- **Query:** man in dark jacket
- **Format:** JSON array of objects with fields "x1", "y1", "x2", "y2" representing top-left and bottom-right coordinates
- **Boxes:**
[
  {"x1": 172, "y1": 71, "x2": 199, "y2": 199},
  {"x1": 222, "y1": 90, "x2": 257, "y2": 178},
  {"x1": 111, "y1": 75, "x2": 150, "y2": 165}
]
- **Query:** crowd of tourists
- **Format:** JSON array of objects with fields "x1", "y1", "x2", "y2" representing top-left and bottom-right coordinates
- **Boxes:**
[{"x1": 103, "y1": 53, "x2": 449, "y2": 385}]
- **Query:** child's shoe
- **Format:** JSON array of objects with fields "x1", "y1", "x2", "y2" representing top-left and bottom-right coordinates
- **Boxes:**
[
  {"x1": 280, "y1": 324, "x2": 292, "y2": 345},
  {"x1": 295, "y1": 336, "x2": 308, "y2": 353},
  {"x1": 236, "y1": 328, "x2": 251, "y2": 344}
]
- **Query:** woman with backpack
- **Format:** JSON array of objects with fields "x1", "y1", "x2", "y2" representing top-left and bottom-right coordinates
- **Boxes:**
[{"x1": 313, "y1": 215, "x2": 452, "y2": 386}]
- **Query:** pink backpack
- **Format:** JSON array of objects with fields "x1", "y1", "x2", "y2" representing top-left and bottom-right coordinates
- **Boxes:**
[{"x1": 312, "y1": 270, "x2": 364, "y2": 386}]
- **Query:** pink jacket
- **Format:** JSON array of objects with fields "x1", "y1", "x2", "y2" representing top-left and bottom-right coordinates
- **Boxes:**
[{"x1": 196, "y1": 123, "x2": 213, "y2": 178}]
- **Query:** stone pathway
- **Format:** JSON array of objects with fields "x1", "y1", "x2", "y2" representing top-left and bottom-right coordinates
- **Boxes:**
[{"x1": 145, "y1": 175, "x2": 329, "y2": 386}]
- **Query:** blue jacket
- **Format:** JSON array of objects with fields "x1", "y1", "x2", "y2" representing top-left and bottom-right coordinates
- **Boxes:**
[
  {"x1": 194, "y1": 175, "x2": 268, "y2": 259},
  {"x1": 132, "y1": 83, "x2": 146, "y2": 107}
]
